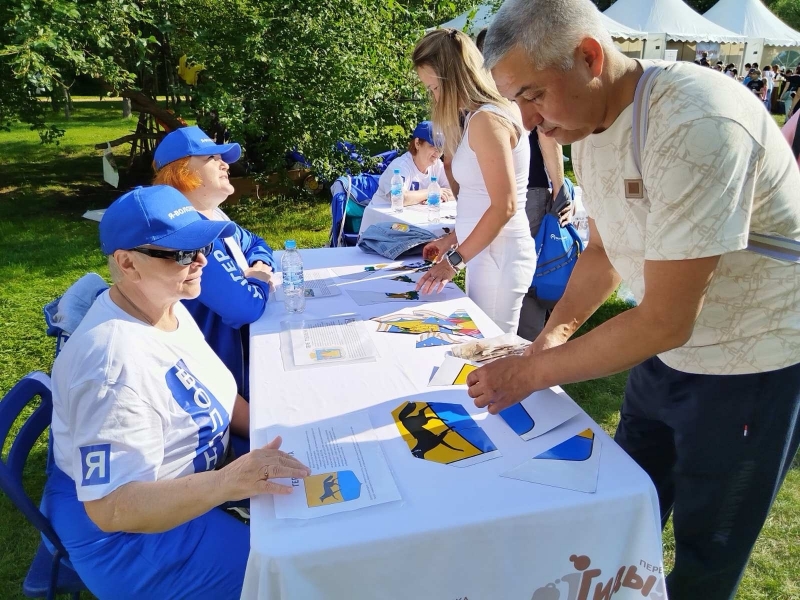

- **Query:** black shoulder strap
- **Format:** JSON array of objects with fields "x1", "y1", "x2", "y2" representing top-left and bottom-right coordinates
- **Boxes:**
[{"x1": 793, "y1": 112, "x2": 800, "y2": 160}]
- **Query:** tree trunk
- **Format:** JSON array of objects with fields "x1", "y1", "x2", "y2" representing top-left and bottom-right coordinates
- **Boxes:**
[
  {"x1": 63, "y1": 86, "x2": 71, "y2": 120},
  {"x1": 122, "y1": 97, "x2": 132, "y2": 118}
]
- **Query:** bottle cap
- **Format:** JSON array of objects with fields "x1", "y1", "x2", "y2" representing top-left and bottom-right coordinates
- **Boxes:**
[{"x1": 285, "y1": 240, "x2": 297, "y2": 250}]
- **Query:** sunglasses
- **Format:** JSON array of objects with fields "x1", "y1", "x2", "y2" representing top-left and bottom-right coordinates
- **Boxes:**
[{"x1": 131, "y1": 243, "x2": 214, "y2": 266}]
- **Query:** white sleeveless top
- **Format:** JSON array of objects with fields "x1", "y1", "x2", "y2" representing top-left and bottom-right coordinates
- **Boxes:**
[{"x1": 451, "y1": 104, "x2": 531, "y2": 240}]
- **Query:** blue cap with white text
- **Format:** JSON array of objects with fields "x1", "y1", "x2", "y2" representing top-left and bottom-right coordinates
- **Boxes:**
[
  {"x1": 99, "y1": 185, "x2": 235, "y2": 254},
  {"x1": 153, "y1": 125, "x2": 241, "y2": 169}
]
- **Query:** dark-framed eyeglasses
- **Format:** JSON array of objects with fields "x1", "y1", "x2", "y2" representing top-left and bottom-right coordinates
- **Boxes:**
[{"x1": 130, "y1": 243, "x2": 214, "y2": 266}]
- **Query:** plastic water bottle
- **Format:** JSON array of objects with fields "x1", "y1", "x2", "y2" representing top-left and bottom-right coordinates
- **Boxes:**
[
  {"x1": 427, "y1": 176, "x2": 441, "y2": 223},
  {"x1": 390, "y1": 169, "x2": 404, "y2": 213},
  {"x1": 281, "y1": 240, "x2": 306, "y2": 313}
]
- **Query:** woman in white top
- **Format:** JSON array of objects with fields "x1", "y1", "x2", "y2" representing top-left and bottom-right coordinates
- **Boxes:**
[
  {"x1": 373, "y1": 120, "x2": 454, "y2": 207},
  {"x1": 412, "y1": 29, "x2": 536, "y2": 333}
]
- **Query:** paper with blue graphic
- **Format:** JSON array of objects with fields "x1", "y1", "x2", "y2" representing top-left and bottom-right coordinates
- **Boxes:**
[
  {"x1": 281, "y1": 315, "x2": 377, "y2": 370},
  {"x1": 501, "y1": 428, "x2": 602, "y2": 493},
  {"x1": 270, "y1": 412, "x2": 401, "y2": 519},
  {"x1": 498, "y1": 387, "x2": 581, "y2": 441}
]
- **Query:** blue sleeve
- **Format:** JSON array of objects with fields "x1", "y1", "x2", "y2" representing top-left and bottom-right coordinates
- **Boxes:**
[
  {"x1": 196, "y1": 239, "x2": 271, "y2": 328},
  {"x1": 234, "y1": 224, "x2": 276, "y2": 270}
]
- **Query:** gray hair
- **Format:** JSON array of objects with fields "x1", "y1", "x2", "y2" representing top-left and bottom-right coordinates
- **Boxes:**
[{"x1": 483, "y1": 0, "x2": 614, "y2": 72}]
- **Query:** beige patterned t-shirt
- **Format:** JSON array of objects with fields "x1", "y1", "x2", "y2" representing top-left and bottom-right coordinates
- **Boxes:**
[{"x1": 573, "y1": 61, "x2": 800, "y2": 375}]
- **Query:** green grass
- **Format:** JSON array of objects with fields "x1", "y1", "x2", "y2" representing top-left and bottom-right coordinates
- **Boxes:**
[{"x1": 0, "y1": 100, "x2": 798, "y2": 599}]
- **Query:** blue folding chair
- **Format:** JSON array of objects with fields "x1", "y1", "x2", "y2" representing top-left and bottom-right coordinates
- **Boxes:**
[
  {"x1": 0, "y1": 371, "x2": 86, "y2": 600},
  {"x1": 327, "y1": 173, "x2": 381, "y2": 248}
]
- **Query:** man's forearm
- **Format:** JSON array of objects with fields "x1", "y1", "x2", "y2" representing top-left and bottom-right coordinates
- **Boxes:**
[
  {"x1": 530, "y1": 302, "x2": 691, "y2": 391},
  {"x1": 538, "y1": 244, "x2": 621, "y2": 342}
]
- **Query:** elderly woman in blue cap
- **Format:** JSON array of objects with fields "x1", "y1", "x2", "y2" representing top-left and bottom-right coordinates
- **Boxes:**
[
  {"x1": 153, "y1": 125, "x2": 275, "y2": 400},
  {"x1": 372, "y1": 121, "x2": 455, "y2": 207},
  {"x1": 42, "y1": 185, "x2": 310, "y2": 600}
]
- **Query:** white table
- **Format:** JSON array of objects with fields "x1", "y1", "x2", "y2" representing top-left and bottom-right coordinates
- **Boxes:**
[
  {"x1": 359, "y1": 200, "x2": 457, "y2": 236},
  {"x1": 244, "y1": 247, "x2": 664, "y2": 600}
]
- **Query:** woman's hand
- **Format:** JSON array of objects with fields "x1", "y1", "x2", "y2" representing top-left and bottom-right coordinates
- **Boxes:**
[
  {"x1": 422, "y1": 234, "x2": 456, "y2": 262},
  {"x1": 220, "y1": 436, "x2": 311, "y2": 501},
  {"x1": 441, "y1": 187, "x2": 455, "y2": 202},
  {"x1": 415, "y1": 259, "x2": 457, "y2": 295},
  {"x1": 245, "y1": 263, "x2": 273, "y2": 284}
]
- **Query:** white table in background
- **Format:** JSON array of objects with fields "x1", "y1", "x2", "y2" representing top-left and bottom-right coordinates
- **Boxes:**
[
  {"x1": 359, "y1": 200, "x2": 457, "y2": 236},
  {"x1": 243, "y1": 247, "x2": 663, "y2": 600}
]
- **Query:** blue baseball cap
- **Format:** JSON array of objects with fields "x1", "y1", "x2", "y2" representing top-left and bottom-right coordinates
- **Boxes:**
[
  {"x1": 153, "y1": 126, "x2": 241, "y2": 170},
  {"x1": 412, "y1": 121, "x2": 437, "y2": 147},
  {"x1": 99, "y1": 185, "x2": 235, "y2": 254}
]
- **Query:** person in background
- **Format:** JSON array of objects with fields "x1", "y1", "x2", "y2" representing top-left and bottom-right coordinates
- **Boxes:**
[
  {"x1": 699, "y1": 51, "x2": 710, "y2": 67},
  {"x1": 782, "y1": 66, "x2": 800, "y2": 116},
  {"x1": 43, "y1": 185, "x2": 310, "y2": 600},
  {"x1": 153, "y1": 126, "x2": 275, "y2": 400},
  {"x1": 412, "y1": 29, "x2": 536, "y2": 333},
  {"x1": 518, "y1": 128, "x2": 571, "y2": 341},
  {"x1": 473, "y1": 0, "x2": 800, "y2": 598},
  {"x1": 763, "y1": 65, "x2": 775, "y2": 111},
  {"x1": 372, "y1": 121, "x2": 454, "y2": 207},
  {"x1": 784, "y1": 108, "x2": 800, "y2": 168},
  {"x1": 746, "y1": 69, "x2": 767, "y2": 103}
]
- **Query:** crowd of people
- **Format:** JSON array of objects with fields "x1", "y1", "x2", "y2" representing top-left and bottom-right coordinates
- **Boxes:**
[
  {"x1": 697, "y1": 51, "x2": 800, "y2": 117},
  {"x1": 41, "y1": 0, "x2": 799, "y2": 598}
]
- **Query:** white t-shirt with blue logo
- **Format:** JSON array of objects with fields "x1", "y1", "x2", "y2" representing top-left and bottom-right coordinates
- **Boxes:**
[
  {"x1": 372, "y1": 152, "x2": 450, "y2": 207},
  {"x1": 51, "y1": 291, "x2": 237, "y2": 502}
]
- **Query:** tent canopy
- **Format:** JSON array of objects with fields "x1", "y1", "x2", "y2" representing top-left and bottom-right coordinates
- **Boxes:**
[
  {"x1": 703, "y1": 0, "x2": 800, "y2": 47},
  {"x1": 605, "y1": 0, "x2": 744, "y2": 43},
  {"x1": 438, "y1": 3, "x2": 647, "y2": 40}
]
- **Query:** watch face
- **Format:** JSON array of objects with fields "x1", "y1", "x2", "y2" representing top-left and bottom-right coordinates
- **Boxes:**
[{"x1": 448, "y1": 250, "x2": 463, "y2": 266}]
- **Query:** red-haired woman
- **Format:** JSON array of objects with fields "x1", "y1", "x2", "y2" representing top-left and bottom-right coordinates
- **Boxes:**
[{"x1": 153, "y1": 126, "x2": 275, "y2": 400}]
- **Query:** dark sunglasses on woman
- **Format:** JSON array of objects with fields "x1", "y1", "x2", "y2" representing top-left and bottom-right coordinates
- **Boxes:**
[{"x1": 130, "y1": 242, "x2": 214, "y2": 266}]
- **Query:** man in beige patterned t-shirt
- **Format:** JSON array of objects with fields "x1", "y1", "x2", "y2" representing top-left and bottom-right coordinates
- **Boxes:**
[{"x1": 467, "y1": 0, "x2": 800, "y2": 599}]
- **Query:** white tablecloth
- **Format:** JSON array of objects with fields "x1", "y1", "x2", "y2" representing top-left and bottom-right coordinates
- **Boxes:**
[
  {"x1": 244, "y1": 247, "x2": 664, "y2": 600},
  {"x1": 359, "y1": 201, "x2": 457, "y2": 236}
]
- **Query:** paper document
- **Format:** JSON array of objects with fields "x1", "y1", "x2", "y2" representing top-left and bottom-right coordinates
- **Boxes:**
[
  {"x1": 498, "y1": 387, "x2": 582, "y2": 441},
  {"x1": 428, "y1": 355, "x2": 479, "y2": 387},
  {"x1": 281, "y1": 316, "x2": 377, "y2": 369},
  {"x1": 346, "y1": 285, "x2": 460, "y2": 306},
  {"x1": 274, "y1": 268, "x2": 342, "y2": 300},
  {"x1": 502, "y1": 428, "x2": 602, "y2": 493},
  {"x1": 270, "y1": 412, "x2": 401, "y2": 519}
]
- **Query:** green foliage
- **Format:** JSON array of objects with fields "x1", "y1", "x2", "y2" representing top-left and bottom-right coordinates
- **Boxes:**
[{"x1": 168, "y1": 0, "x2": 471, "y2": 178}]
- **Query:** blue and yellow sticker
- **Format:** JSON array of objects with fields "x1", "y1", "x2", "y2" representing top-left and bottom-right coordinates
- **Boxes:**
[
  {"x1": 304, "y1": 470, "x2": 362, "y2": 507},
  {"x1": 535, "y1": 429, "x2": 595, "y2": 462},
  {"x1": 392, "y1": 401, "x2": 497, "y2": 465}
]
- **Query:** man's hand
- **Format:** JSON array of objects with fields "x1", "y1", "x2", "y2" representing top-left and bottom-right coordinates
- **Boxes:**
[
  {"x1": 524, "y1": 326, "x2": 571, "y2": 356},
  {"x1": 466, "y1": 355, "x2": 537, "y2": 414}
]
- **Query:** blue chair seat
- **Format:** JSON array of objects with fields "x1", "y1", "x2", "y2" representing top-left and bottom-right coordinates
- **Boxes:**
[{"x1": 23, "y1": 542, "x2": 85, "y2": 597}]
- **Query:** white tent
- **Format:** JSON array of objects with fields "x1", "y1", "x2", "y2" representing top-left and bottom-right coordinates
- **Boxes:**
[
  {"x1": 604, "y1": 0, "x2": 744, "y2": 43},
  {"x1": 438, "y1": 4, "x2": 647, "y2": 40},
  {"x1": 703, "y1": 0, "x2": 800, "y2": 47}
]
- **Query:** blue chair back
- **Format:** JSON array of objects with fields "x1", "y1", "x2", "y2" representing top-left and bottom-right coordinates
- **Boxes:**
[
  {"x1": 0, "y1": 371, "x2": 87, "y2": 599},
  {"x1": 328, "y1": 173, "x2": 381, "y2": 248},
  {"x1": 0, "y1": 372, "x2": 66, "y2": 557}
]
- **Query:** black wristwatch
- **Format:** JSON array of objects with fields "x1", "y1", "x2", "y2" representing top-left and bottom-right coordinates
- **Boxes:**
[{"x1": 444, "y1": 248, "x2": 466, "y2": 271}]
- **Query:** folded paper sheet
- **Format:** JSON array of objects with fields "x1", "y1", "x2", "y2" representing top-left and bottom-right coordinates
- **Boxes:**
[
  {"x1": 501, "y1": 428, "x2": 602, "y2": 493},
  {"x1": 499, "y1": 388, "x2": 582, "y2": 441}
]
